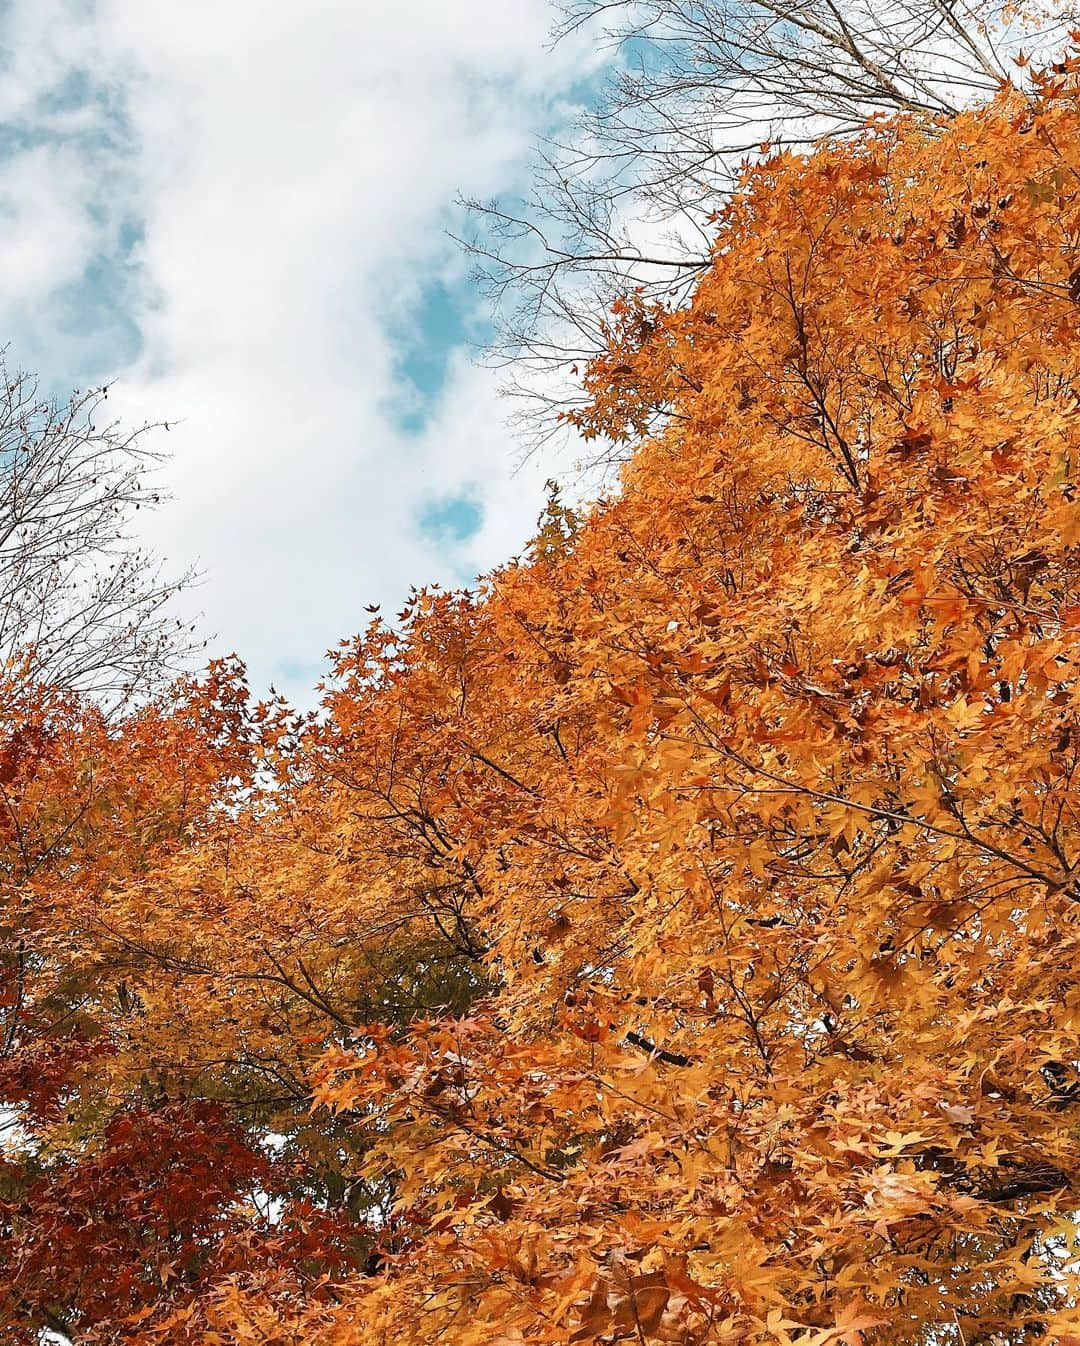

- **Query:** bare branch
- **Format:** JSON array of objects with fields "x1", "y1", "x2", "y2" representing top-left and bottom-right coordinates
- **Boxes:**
[
  {"x1": 460, "y1": 0, "x2": 1080, "y2": 457},
  {"x1": 0, "y1": 364, "x2": 199, "y2": 711}
]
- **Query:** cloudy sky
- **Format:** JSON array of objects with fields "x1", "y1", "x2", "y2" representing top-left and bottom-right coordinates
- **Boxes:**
[{"x1": 0, "y1": 1, "x2": 604, "y2": 703}]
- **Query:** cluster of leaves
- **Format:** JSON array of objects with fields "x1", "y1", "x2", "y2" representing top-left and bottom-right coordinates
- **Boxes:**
[{"x1": 9, "y1": 43, "x2": 1080, "y2": 1346}]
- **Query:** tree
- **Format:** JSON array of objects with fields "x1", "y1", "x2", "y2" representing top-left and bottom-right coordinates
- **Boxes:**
[
  {"x1": 283, "y1": 57, "x2": 1080, "y2": 1344},
  {"x1": 462, "y1": 0, "x2": 1080, "y2": 455},
  {"x1": 0, "y1": 362, "x2": 241, "y2": 1341},
  {"x1": 0, "y1": 368, "x2": 195, "y2": 709},
  {"x1": 0, "y1": 647, "x2": 487, "y2": 1342},
  {"x1": 0, "y1": 662, "x2": 272, "y2": 1343},
  {"x1": 9, "y1": 33, "x2": 1080, "y2": 1346}
]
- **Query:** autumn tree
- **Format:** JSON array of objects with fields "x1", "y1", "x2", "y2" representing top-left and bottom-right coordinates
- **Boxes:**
[
  {"x1": 0, "y1": 643, "x2": 489, "y2": 1341},
  {"x1": 0, "y1": 662, "x2": 272, "y2": 1342},
  {"x1": 12, "y1": 31, "x2": 1080, "y2": 1346},
  {"x1": 0, "y1": 365, "x2": 259, "y2": 1341},
  {"x1": 226, "y1": 54, "x2": 1080, "y2": 1346}
]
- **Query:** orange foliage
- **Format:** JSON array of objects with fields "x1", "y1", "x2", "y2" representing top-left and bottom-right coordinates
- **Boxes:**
[
  {"x1": 10, "y1": 51, "x2": 1080, "y2": 1346},
  {"x1": 293, "y1": 69, "x2": 1080, "y2": 1345}
]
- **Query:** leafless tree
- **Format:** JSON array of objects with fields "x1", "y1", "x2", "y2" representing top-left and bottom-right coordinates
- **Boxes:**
[
  {"x1": 459, "y1": 0, "x2": 1080, "y2": 458},
  {"x1": 0, "y1": 366, "x2": 197, "y2": 710}
]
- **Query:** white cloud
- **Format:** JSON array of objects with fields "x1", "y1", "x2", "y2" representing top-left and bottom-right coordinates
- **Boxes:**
[{"x1": 0, "y1": 0, "x2": 602, "y2": 702}]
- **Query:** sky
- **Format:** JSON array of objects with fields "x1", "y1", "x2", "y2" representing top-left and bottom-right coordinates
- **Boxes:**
[{"x1": 0, "y1": 0, "x2": 604, "y2": 704}]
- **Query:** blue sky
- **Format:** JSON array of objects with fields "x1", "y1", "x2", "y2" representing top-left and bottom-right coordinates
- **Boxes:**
[{"x1": 0, "y1": 0, "x2": 605, "y2": 703}]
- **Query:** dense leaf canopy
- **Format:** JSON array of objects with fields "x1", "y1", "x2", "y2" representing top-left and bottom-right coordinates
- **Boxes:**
[{"x1": 6, "y1": 50, "x2": 1080, "y2": 1346}]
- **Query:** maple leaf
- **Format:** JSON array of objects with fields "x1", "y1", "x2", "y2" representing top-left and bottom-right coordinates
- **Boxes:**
[{"x1": 11, "y1": 34, "x2": 1080, "y2": 1346}]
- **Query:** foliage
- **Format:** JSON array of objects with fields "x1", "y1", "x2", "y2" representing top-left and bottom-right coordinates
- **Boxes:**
[{"x1": 9, "y1": 46, "x2": 1080, "y2": 1346}]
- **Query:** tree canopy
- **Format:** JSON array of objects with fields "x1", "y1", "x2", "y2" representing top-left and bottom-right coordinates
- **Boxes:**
[{"x1": 6, "y1": 37, "x2": 1080, "y2": 1346}]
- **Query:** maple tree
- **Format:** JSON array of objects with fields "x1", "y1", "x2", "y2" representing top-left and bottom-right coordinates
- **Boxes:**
[
  {"x1": 282, "y1": 59, "x2": 1080, "y2": 1346},
  {"x1": 0, "y1": 663, "x2": 270, "y2": 1339},
  {"x1": 9, "y1": 35, "x2": 1080, "y2": 1346}
]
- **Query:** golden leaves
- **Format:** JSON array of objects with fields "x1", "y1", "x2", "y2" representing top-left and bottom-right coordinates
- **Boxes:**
[{"x1": 14, "y1": 46, "x2": 1080, "y2": 1346}]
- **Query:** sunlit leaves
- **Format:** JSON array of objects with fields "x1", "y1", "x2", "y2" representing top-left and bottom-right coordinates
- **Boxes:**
[{"x1": 10, "y1": 42, "x2": 1080, "y2": 1346}]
